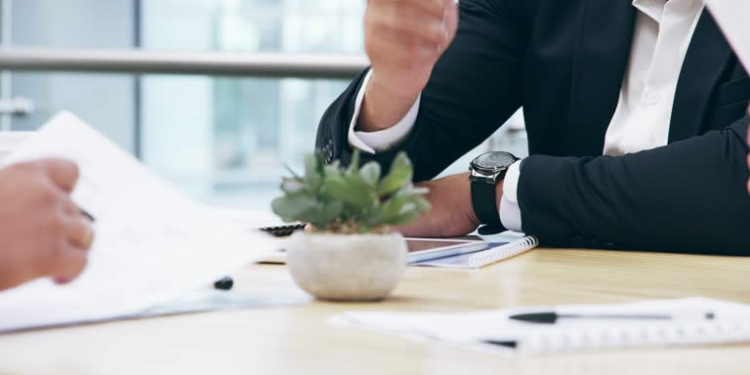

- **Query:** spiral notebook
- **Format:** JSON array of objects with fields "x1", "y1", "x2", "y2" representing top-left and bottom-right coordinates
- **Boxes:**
[
  {"x1": 412, "y1": 236, "x2": 538, "y2": 269},
  {"x1": 332, "y1": 297, "x2": 750, "y2": 355}
]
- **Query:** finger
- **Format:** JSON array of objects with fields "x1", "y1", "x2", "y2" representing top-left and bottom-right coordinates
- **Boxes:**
[
  {"x1": 371, "y1": 3, "x2": 447, "y2": 46},
  {"x1": 51, "y1": 245, "x2": 88, "y2": 282},
  {"x1": 41, "y1": 159, "x2": 80, "y2": 193},
  {"x1": 442, "y1": 0, "x2": 460, "y2": 50},
  {"x1": 368, "y1": 29, "x2": 441, "y2": 64},
  {"x1": 379, "y1": 0, "x2": 445, "y2": 19},
  {"x1": 66, "y1": 215, "x2": 95, "y2": 250}
]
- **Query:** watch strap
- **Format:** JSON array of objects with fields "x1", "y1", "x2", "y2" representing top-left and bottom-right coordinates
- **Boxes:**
[
  {"x1": 478, "y1": 224, "x2": 505, "y2": 235},
  {"x1": 471, "y1": 179, "x2": 503, "y2": 229}
]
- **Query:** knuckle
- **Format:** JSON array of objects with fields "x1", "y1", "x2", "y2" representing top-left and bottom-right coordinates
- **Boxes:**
[
  {"x1": 412, "y1": 48, "x2": 438, "y2": 65},
  {"x1": 37, "y1": 184, "x2": 61, "y2": 206},
  {"x1": 47, "y1": 213, "x2": 67, "y2": 235},
  {"x1": 428, "y1": 22, "x2": 447, "y2": 44}
]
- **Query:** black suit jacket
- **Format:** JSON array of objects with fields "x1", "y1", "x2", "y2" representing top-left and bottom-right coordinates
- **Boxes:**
[{"x1": 316, "y1": 0, "x2": 750, "y2": 254}]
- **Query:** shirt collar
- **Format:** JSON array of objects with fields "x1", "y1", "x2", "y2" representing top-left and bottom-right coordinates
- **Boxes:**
[
  {"x1": 632, "y1": 0, "x2": 706, "y2": 23},
  {"x1": 632, "y1": 0, "x2": 667, "y2": 23}
]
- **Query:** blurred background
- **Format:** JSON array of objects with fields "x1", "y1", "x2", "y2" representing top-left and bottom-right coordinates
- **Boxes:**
[{"x1": 1, "y1": 0, "x2": 527, "y2": 210}]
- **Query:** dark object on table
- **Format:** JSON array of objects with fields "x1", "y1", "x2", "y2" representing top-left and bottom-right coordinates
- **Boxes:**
[
  {"x1": 260, "y1": 223, "x2": 306, "y2": 237},
  {"x1": 213, "y1": 277, "x2": 234, "y2": 291}
]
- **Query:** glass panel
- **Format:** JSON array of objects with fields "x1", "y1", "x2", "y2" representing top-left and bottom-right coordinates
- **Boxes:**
[
  {"x1": 141, "y1": 0, "x2": 364, "y2": 54},
  {"x1": 11, "y1": 72, "x2": 136, "y2": 152},
  {"x1": 6, "y1": 0, "x2": 528, "y2": 212},
  {"x1": 8, "y1": 0, "x2": 137, "y2": 151},
  {"x1": 140, "y1": 0, "x2": 365, "y2": 209}
]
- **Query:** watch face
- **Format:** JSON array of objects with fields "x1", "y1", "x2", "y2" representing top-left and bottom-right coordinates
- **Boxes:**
[{"x1": 473, "y1": 152, "x2": 516, "y2": 171}]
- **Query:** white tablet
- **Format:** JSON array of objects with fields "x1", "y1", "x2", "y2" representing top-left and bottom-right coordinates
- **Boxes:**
[{"x1": 406, "y1": 238, "x2": 488, "y2": 264}]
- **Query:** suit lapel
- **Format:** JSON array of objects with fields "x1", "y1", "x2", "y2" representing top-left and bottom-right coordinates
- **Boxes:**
[
  {"x1": 669, "y1": 10, "x2": 733, "y2": 143},
  {"x1": 565, "y1": 0, "x2": 636, "y2": 157}
]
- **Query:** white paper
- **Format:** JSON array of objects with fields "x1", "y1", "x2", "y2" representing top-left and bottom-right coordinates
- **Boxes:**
[
  {"x1": 707, "y1": 0, "x2": 750, "y2": 69},
  {"x1": 333, "y1": 298, "x2": 750, "y2": 354},
  {"x1": 0, "y1": 112, "x2": 277, "y2": 333},
  {"x1": 208, "y1": 208, "x2": 292, "y2": 263},
  {"x1": 210, "y1": 207, "x2": 288, "y2": 231}
]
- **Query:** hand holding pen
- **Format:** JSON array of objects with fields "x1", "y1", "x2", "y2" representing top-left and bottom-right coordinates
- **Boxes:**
[{"x1": 0, "y1": 159, "x2": 95, "y2": 291}]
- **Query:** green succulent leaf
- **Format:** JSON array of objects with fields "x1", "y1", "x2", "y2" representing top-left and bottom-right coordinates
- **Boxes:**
[
  {"x1": 324, "y1": 176, "x2": 376, "y2": 210},
  {"x1": 271, "y1": 195, "x2": 318, "y2": 223},
  {"x1": 272, "y1": 149, "x2": 429, "y2": 233},
  {"x1": 321, "y1": 200, "x2": 345, "y2": 223},
  {"x1": 360, "y1": 161, "x2": 381, "y2": 187},
  {"x1": 387, "y1": 211, "x2": 423, "y2": 226},
  {"x1": 284, "y1": 164, "x2": 301, "y2": 179},
  {"x1": 324, "y1": 160, "x2": 342, "y2": 178},
  {"x1": 347, "y1": 149, "x2": 361, "y2": 175},
  {"x1": 377, "y1": 152, "x2": 413, "y2": 197},
  {"x1": 280, "y1": 177, "x2": 305, "y2": 195},
  {"x1": 304, "y1": 153, "x2": 318, "y2": 177},
  {"x1": 301, "y1": 153, "x2": 324, "y2": 192},
  {"x1": 413, "y1": 196, "x2": 432, "y2": 212}
]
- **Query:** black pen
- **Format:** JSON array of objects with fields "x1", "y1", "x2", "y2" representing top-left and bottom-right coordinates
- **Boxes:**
[
  {"x1": 79, "y1": 207, "x2": 95, "y2": 223},
  {"x1": 509, "y1": 311, "x2": 716, "y2": 324}
]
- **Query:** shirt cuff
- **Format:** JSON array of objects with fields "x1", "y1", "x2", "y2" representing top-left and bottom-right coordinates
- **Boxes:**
[
  {"x1": 347, "y1": 70, "x2": 421, "y2": 154},
  {"x1": 499, "y1": 161, "x2": 523, "y2": 232}
]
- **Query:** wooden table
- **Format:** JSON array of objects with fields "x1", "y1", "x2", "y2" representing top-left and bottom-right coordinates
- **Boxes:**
[{"x1": 1, "y1": 248, "x2": 750, "y2": 375}]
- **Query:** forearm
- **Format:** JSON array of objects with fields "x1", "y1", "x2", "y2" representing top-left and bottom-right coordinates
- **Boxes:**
[
  {"x1": 317, "y1": 0, "x2": 527, "y2": 180},
  {"x1": 518, "y1": 117, "x2": 750, "y2": 254}
]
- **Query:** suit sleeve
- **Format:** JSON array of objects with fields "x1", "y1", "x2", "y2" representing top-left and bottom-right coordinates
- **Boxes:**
[
  {"x1": 518, "y1": 117, "x2": 750, "y2": 255},
  {"x1": 316, "y1": 0, "x2": 529, "y2": 181}
]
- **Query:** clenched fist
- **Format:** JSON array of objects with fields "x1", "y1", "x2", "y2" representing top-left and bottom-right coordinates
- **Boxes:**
[
  {"x1": 360, "y1": 0, "x2": 459, "y2": 132},
  {"x1": 0, "y1": 159, "x2": 94, "y2": 291}
]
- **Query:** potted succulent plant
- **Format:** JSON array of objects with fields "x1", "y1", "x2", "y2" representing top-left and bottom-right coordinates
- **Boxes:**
[{"x1": 272, "y1": 150, "x2": 430, "y2": 301}]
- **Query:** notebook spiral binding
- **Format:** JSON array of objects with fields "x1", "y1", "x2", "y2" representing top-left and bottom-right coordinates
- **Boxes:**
[
  {"x1": 260, "y1": 223, "x2": 306, "y2": 237},
  {"x1": 468, "y1": 236, "x2": 539, "y2": 268}
]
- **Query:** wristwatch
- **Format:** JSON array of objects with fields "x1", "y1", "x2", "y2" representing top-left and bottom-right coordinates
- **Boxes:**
[{"x1": 469, "y1": 151, "x2": 520, "y2": 235}]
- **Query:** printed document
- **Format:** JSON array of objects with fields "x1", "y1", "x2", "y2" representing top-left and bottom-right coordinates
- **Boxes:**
[{"x1": 0, "y1": 112, "x2": 275, "y2": 333}]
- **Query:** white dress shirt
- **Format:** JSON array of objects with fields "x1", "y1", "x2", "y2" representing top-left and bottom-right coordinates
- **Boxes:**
[{"x1": 348, "y1": 0, "x2": 706, "y2": 232}]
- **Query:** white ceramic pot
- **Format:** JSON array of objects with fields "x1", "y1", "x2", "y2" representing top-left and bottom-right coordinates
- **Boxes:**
[{"x1": 287, "y1": 231, "x2": 408, "y2": 301}]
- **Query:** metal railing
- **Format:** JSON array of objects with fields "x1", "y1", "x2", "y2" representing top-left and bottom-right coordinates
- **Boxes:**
[{"x1": 0, "y1": 48, "x2": 369, "y2": 79}]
